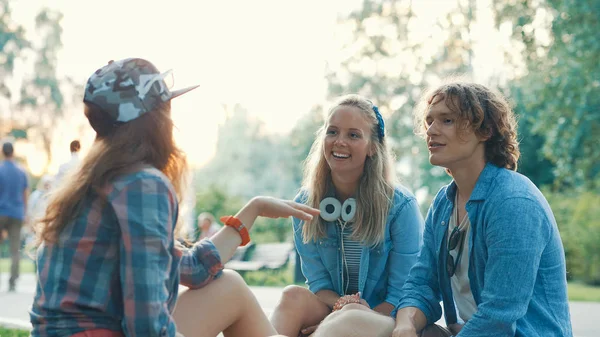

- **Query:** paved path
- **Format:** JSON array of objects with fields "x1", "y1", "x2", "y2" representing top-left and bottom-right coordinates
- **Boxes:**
[{"x1": 1, "y1": 274, "x2": 597, "y2": 336}]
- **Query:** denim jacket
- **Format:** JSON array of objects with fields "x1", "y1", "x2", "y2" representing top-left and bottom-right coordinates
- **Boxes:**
[
  {"x1": 395, "y1": 164, "x2": 573, "y2": 336},
  {"x1": 293, "y1": 185, "x2": 424, "y2": 312}
]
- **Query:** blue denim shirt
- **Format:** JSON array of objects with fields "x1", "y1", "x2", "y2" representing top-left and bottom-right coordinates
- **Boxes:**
[
  {"x1": 293, "y1": 186, "x2": 424, "y2": 312},
  {"x1": 395, "y1": 164, "x2": 573, "y2": 336}
]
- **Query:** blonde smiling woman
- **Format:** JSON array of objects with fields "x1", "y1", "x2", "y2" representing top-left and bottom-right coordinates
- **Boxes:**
[{"x1": 270, "y1": 94, "x2": 424, "y2": 337}]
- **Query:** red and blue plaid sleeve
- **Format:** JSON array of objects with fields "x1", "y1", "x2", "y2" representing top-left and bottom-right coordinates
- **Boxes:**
[
  {"x1": 177, "y1": 239, "x2": 224, "y2": 288},
  {"x1": 111, "y1": 176, "x2": 178, "y2": 337}
]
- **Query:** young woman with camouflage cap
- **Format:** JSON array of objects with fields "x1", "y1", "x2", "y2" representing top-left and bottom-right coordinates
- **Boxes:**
[{"x1": 29, "y1": 58, "x2": 318, "y2": 337}]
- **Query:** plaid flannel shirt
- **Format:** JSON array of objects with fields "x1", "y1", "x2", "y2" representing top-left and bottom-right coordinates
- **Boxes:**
[{"x1": 30, "y1": 167, "x2": 224, "y2": 337}]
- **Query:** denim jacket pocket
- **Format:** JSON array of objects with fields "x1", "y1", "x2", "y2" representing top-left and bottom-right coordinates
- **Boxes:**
[
  {"x1": 367, "y1": 239, "x2": 393, "y2": 279},
  {"x1": 318, "y1": 238, "x2": 339, "y2": 272}
]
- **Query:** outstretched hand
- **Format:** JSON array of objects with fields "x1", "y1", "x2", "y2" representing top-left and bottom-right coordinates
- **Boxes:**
[{"x1": 253, "y1": 196, "x2": 319, "y2": 221}]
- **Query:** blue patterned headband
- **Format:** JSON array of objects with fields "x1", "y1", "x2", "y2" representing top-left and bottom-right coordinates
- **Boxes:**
[{"x1": 372, "y1": 105, "x2": 385, "y2": 142}]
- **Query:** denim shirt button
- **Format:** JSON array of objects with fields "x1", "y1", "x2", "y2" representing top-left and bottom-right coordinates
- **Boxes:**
[{"x1": 441, "y1": 221, "x2": 446, "y2": 226}]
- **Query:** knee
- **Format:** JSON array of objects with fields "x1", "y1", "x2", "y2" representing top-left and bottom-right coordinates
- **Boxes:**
[
  {"x1": 219, "y1": 269, "x2": 251, "y2": 295},
  {"x1": 276, "y1": 285, "x2": 312, "y2": 310},
  {"x1": 220, "y1": 269, "x2": 245, "y2": 284}
]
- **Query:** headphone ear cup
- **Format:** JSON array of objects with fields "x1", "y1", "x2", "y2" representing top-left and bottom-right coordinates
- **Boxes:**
[
  {"x1": 341, "y1": 198, "x2": 357, "y2": 222},
  {"x1": 320, "y1": 197, "x2": 342, "y2": 221}
]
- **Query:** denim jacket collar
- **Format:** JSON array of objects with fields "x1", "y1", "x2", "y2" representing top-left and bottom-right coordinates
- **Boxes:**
[{"x1": 444, "y1": 163, "x2": 502, "y2": 203}]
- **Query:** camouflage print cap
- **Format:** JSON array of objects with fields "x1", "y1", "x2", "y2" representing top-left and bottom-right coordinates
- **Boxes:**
[{"x1": 83, "y1": 58, "x2": 199, "y2": 123}]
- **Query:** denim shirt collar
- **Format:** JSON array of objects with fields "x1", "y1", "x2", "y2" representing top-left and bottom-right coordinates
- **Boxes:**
[{"x1": 444, "y1": 163, "x2": 501, "y2": 203}]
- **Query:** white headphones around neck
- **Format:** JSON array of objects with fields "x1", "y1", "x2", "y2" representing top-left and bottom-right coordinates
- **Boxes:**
[{"x1": 319, "y1": 197, "x2": 357, "y2": 222}]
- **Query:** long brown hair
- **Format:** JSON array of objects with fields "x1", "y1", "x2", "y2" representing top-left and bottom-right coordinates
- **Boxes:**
[
  {"x1": 414, "y1": 81, "x2": 520, "y2": 170},
  {"x1": 36, "y1": 101, "x2": 188, "y2": 244},
  {"x1": 302, "y1": 94, "x2": 395, "y2": 247}
]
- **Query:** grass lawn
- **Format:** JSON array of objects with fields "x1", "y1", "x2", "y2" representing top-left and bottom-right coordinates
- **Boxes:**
[
  {"x1": 0, "y1": 327, "x2": 29, "y2": 337},
  {"x1": 0, "y1": 258, "x2": 35, "y2": 274},
  {"x1": 567, "y1": 281, "x2": 600, "y2": 302}
]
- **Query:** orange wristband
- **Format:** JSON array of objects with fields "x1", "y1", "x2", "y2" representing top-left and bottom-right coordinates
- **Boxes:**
[{"x1": 220, "y1": 215, "x2": 251, "y2": 246}]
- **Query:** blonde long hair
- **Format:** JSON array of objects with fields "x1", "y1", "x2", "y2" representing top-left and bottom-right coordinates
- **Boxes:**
[
  {"x1": 35, "y1": 101, "x2": 188, "y2": 245},
  {"x1": 301, "y1": 94, "x2": 395, "y2": 247}
]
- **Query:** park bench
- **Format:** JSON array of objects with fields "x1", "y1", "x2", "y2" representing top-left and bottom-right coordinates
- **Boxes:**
[{"x1": 225, "y1": 242, "x2": 294, "y2": 274}]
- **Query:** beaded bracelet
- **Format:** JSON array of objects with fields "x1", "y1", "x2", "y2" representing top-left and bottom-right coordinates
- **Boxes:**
[{"x1": 332, "y1": 293, "x2": 361, "y2": 312}]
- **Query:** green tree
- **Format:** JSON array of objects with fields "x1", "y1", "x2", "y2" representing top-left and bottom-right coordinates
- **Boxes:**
[
  {"x1": 495, "y1": 0, "x2": 600, "y2": 190},
  {"x1": 545, "y1": 190, "x2": 600, "y2": 284},
  {"x1": 194, "y1": 105, "x2": 325, "y2": 243},
  {"x1": 0, "y1": 0, "x2": 29, "y2": 133},
  {"x1": 195, "y1": 184, "x2": 245, "y2": 221},
  {"x1": 17, "y1": 8, "x2": 69, "y2": 172},
  {"x1": 283, "y1": 106, "x2": 325, "y2": 191},
  {"x1": 326, "y1": 0, "x2": 478, "y2": 197},
  {"x1": 194, "y1": 104, "x2": 298, "y2": 201},
  {"x1": 194, "y1": 185, "x2": 291, "y2": 243},
  {"x1": 512, "y1": 90, "x2": 556, "y2": 187}
]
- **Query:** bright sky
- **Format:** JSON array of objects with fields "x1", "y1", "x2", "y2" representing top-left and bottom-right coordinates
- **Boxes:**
[{"x1": 9, "y1": 0, "x2": 507, "y2": 175}]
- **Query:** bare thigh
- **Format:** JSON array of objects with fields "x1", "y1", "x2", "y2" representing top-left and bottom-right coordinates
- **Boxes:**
[
  {"x1": 291, "y1": 287, "x2": 332, "y2": 328},
  {"x1": 173, "y1": 270, "x2": 276, "y2": 337}
]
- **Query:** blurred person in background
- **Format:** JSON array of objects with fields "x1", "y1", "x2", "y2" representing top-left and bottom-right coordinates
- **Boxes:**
[
  {"x1": 24, "y1": 174, "x2": 54, "y2": 245},
  {"x1": 54, "y1": 139, "x2": 81, "y2": 185},
  {"x1": 0, "y1": 141, "x2": 29, "y2": 292},
  {"x1": 196, "y1": 212, "x2": 222, "y2": 241}
]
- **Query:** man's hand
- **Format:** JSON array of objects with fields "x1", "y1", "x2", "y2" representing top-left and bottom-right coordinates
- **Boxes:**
[
  {"x1": 393, "y1": 307, "x2": 427, "y2": 337},
  {"x1": 391, "y1": 325, "x2": 419, "y2": 337}
]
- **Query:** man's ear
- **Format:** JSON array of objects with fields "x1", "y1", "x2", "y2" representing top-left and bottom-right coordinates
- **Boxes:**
[{"x1": 479, "y1": 127, "x2": 493, "y2": 142}]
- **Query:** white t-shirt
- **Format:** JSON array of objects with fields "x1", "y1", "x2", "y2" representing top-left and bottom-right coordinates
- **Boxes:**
[
  {"x1": 448, "y1": 202, "x2": 478, "y2": 322},
  {"x1": 55, "y1": 153, "x2": 81, "y2": 185}
]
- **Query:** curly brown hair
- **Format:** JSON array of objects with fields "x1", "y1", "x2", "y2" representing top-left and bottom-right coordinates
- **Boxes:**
[{"x1": 414, "y1": 81, "x2": 520, "y2": 171}]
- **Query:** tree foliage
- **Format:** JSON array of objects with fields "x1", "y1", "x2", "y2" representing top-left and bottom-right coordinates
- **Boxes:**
[
  {"x1": 0, "y1": 0, "x2": 28, "y2": 103},
  {"x1": 17, "y1": 8, "x2": 68, "y2": 171},
  {"x1": 0, "y1": 0, "x2": 28, "y2": 139},
  {"x1": 326, "y1": 0, "x2": 483, "y2": 196},
  {"x1": 284, "y1": 106, "x2": 325, "y2": 190},
  {"x1": 493, "y1": 0, "x2": 600, "y2": 286},
  {"x1": 495, "y1": 0, "x2": 600, "y2": 190},
  {"x1": 0, "y1": 5, "x2": 82, "y2": 172},
  {"x1": 545, "y1": 189, "x2": 600, "y2": 284},
  {"x1": 194, "y1": 105, "x2": 298, "y2": 200}
]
